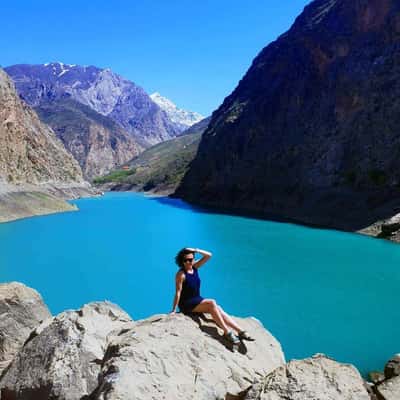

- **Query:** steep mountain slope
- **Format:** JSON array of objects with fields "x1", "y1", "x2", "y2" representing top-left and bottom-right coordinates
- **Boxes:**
[
  {"x1": 150, "y1": 92, "x2": 204, "y2": 130},
  {"x1": 176, "y1": 0, "x2": 400, "y2": 231},
  {"x1": 180, "y1": 115, "x2": 211, "y2": 136},
  {"x1": 0, "y1": 69, "x2": 85, "y2": 186},
  {"x1": 5, "y1": 63, "x2": 182, "y2": 148},
  {"x1": 0, "y1": 68, "x2": 93, "y2": 222},
  {"x1": 94, "y1": 116, "x2": 211, "y2": 194},
  {"x1": 35, "y1": 98, "x2": 141, "y2": 179}
]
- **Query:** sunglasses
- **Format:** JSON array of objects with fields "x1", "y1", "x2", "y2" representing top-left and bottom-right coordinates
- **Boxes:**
[{"x1": 183, "y1": 258, "x2": 194, "y2": 263}]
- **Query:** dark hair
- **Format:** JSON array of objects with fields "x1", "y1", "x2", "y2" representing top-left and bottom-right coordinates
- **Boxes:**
[{"x1": 175, "y1": 248, "x2": 194, "y2": 268}]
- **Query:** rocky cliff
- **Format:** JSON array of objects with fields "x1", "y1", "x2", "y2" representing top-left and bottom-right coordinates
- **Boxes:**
[
  {"x1": 5, "y1": 63, "x2": 183, "y2": 149},
  {"x1": 2, "y1": 281, "x2": 393, "y2": 400},
  {"x1": 0, "y1": 69, "x2": 84, "y2": 186},
  {"x1": 176, "y1": 0, "x2": 400, "y2": 233},
  {"x1": 0, "y1": 68, "x2": 94, "y2": 222}
]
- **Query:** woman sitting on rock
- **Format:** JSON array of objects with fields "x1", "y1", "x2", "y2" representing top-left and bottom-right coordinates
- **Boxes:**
[{"x1": 171, "y1": 247, "x2": 254, "y2": 345}]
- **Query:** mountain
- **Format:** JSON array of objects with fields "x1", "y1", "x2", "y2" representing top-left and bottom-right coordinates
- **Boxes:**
[
  {"x1": 35, "y1": 98, "x2": 141, "y2": 179},
  {"x1": 0, "y1": 69, "x2": 84, "y2": 186},
  {"x1": 5, "y1": 63, "x2": 183, "y2": 148},
  {"x1": 150, "y1": 92, "x2": 204, "y2": 130},
  {"x1": 94, "y1": 116, "x2": 211, "y2": 194},
  {"x1": 180, "y1": 115, "x2": 211, "y2": 136},
  {"x1": 175, "y1": 0, "x2": 400, "y2": 233},
  {"x1": 0, "y1": 68, "x2": 93, "y2": 222}
]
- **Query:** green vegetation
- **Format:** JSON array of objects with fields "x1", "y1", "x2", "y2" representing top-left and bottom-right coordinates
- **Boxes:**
[
  {"x1": 93, "y1": 168, "x2": 137, "y2": 184},
  {"x1": 344, "y1": 170, "x2": 357, "y2": 185},
  {"x1": 368, "y1": 169, "x2": 387, "y2": 186},
  {"x1": 92, "y1": 132, "x2": 202, "y2": 193}
]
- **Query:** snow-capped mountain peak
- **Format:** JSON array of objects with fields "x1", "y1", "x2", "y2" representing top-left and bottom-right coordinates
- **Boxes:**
[{"x1": 150, "y1": 92, "x2": 204, "y2": 128}]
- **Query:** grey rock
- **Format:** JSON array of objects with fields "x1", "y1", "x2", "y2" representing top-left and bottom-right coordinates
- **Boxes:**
[
  {"x1": 384, "y1": 354, "x2": 400, "y2": 379},
  {"x1": 0, "y1": 282, "x2": 51, "y2": 375},
  {"x1": 381, "y1": 215, "x2": 400, "y2": 236},
  {"x1": 376, "y1": 375, "x2": 400, "y2": 400},
  {"x1": 91, "y1": 313, "x2": 285, "y2": 400},
  {"x1": 244, "y1": 354, "x2": 370, "y2": 400},
  {"x1": 0, "y1": 302, "x2": 132, "y2": 400}
]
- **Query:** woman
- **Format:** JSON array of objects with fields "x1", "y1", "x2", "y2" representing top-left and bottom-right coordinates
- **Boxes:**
[{"x1": 171, "y1": 247, "x2": 254, "y2": 344}]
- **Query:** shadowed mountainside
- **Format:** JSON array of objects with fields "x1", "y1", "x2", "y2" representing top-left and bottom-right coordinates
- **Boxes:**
[{"x1": 176, "y1": 0, "x2": 400, "y2": 232}]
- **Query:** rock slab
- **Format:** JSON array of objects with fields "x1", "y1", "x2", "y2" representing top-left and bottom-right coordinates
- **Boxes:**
[
  {"x1": 91, "y1": 313, "x2": 285, "y2": 400},
  {"x1": 0, "y1": 282, "x2": 51, "y2": 375},
  {"x1": 244, "y1": 354, "x2": 371, "y2": 400},
  {"x1": 376, "y1": 375, "x2": 400, "y2": 400},
  {"x1": 0, "y1": 301, "x2": 132, "y2": 400}
]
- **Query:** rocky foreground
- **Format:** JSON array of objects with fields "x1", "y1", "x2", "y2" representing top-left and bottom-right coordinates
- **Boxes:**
[{"x1": 0, "y1": 282, "x2": 398, "y2": 399}]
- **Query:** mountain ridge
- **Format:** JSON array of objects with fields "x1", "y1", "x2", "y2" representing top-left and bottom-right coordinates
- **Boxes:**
[
  {"x1": 5, "y1": 62, "x2": 184, "y2": 148},
  {"x1": 35, "y1": 97, "x2": 141, "y2": 179}
]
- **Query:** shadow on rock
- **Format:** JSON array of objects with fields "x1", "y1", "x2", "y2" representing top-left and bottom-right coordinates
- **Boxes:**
[{"x1": 187, "y1": 312, "x2": 248, "y2": 354}]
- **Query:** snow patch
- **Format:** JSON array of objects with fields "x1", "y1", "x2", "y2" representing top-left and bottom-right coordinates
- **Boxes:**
[
  {"x1": 58, "y1": 69, "x2": 69, "y2": 77},
  {"x1": 150, "y1": 92, "x2": 203, "y2": 127},
  {"x1": 57, "y1": 62, "x2": 70, "y2": 77}
]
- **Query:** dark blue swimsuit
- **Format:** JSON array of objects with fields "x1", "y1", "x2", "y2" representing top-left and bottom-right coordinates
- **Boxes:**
[{"x1": 179, "y1": 267, "x2": 204, "y2": 313}]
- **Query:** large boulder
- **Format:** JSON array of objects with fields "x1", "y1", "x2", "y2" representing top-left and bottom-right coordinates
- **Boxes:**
[
  {"x1": 0, "y1": 302, "x2": 132, "y2": 400},
  {"x1": 90, "y1": 313, "x2": 285, "y2": 400},
  {"x1": 376, "y1": 375, "x2": 400, "y2": 400},
  {"x1": 244, "y1": 354, "x2": 370, "y2": 400},
  {"x1": 371, "y1": 354, "x2": 400, "y2": 400},
  {"x1": 379, "y1": 215, "x2": 400, "y2": 237},
  {"x1": 384, "y1": 354, "x2": 400, "y2": 380},
  {"x1": 0, "y1": 282, "x2": 51, "y2": 375}
]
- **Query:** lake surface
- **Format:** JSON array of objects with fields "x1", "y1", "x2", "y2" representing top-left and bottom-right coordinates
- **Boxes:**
[{"x1": 1, "y1": 191, "x2": 399, "y2": 375}]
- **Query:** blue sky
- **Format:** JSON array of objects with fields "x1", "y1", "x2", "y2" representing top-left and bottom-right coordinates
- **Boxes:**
[{"x1": 2, "y1": 0, "x2": 310, "y2": 115}]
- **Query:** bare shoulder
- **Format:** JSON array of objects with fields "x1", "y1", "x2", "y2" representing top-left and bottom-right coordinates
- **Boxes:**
[{"x1": 176, "y1": 270, "x2": 185, "y2": 281}]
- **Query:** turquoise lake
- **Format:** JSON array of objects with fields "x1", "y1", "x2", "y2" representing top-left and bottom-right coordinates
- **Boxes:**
[{"x1": 1, "y1": 191, "x2": 399, "y2": 375}]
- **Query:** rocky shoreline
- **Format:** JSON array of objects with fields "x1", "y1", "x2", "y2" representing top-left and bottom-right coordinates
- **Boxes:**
[
  {"x1": 0, "y1": 182, "x2": 100, "y2": 224},
  {"x1": 0, "y1": 281, "x2": 397, "y2": 399},
  {"x1": 3, "y1": 181, "x2": 398, "y2": 246}
]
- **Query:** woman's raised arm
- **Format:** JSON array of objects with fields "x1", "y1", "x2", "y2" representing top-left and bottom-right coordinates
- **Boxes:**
[{"x1": 188, "y1": 248, "x2": 212, "y2": 269}]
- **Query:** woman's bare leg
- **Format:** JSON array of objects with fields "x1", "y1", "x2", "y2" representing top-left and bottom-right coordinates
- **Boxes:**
[
  {"x1": 218, "y1": 306, "x2": 243, "y2": 333},
  {"x1": 192, "y1": 299, "x2": 230, "y2": 334}
]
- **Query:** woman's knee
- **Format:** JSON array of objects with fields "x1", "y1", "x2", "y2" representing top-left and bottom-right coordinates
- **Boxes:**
[{"x1": 203, "y1": 299, "x2": 217, "y2": 311}]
